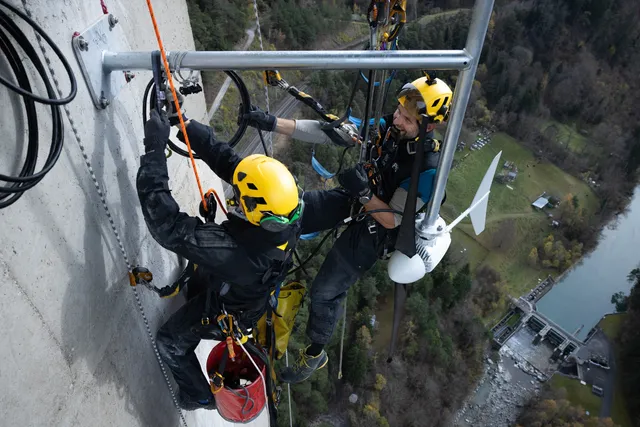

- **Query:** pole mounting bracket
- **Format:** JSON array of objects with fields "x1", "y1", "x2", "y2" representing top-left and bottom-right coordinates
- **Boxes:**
[{"x1": 72, "y1": 14, "x2": 130, "y2": 109}]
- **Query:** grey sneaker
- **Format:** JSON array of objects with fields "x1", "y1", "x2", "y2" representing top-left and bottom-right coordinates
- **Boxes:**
[{"x1": 280, "y1": 347, "x2": 328, "y2": 384}]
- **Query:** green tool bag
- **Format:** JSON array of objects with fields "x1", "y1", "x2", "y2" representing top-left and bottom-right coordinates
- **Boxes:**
[{"x1": 257, "y1": 281, "x2": 306, "y2": 360}]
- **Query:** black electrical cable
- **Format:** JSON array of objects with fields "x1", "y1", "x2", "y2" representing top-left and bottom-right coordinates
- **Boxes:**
[
  {"x1": 0, "y1": 1, "x2": 77, "y2": 209},
  {"x1": 288, "y1": 208, "x2": 402, "y2": 276},
  {"x1": 142, "y1": 71, "x2": 251, "y2": 157},
  {"x1": 257, "y1": 129, "x2": 269, "y2": 156},
  {"x1": 0, "y1": 1, "x2": 76, "y2": 105}
]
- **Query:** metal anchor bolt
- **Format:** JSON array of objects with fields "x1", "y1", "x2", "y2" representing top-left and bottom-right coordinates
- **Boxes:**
[
  {"x1": 77, "y1": 36, "x2": 88, "y2": 51},
  {"x1": 108, "y1": 14, "x2": 119, "y2": 29}
]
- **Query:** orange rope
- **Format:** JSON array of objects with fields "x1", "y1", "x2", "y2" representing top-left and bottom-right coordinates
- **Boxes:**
[{"x1": 145, "y1": 0, "x2": 207, "y2": 209}]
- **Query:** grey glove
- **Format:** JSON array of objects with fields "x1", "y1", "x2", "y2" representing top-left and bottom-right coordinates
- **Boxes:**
[
  {"x1": 321, "y1": 122, "x2": 359, "y2": 147},
  {"x1": 143, "y1": 110, "x2": 170, "y2": 153}
]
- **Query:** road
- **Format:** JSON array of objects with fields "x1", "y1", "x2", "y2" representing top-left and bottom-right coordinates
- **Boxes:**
[{"x1": 599, "y1": 333, "x2": 615, "y2": 418}]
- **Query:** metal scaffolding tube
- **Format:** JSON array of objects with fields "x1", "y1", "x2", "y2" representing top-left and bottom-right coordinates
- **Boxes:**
[
  {"x1": 102, "y1": 49, "x2": 472, "y2": 72},
  {"x1": 421, "y1": 0, "x2": 495, "y2": 229}
]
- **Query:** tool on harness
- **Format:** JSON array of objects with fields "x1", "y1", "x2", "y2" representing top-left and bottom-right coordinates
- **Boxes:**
[
  {"x1": 367, "y1": 0, "x2": 406, "y2": 44},
  {"x1": 151, "y1": 51, "x2": 165, "y2": 114},
  {"x1": 407, "y1": 137, "x2": 441, "y2": 155}
]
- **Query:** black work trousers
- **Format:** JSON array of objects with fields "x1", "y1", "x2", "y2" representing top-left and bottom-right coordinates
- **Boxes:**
[
  {"x1": 156, "y1": 291, "x2": 225, "y2": 403},
  {"x1": 301, "y1": 190, "x2": 393, "y2": 345}
]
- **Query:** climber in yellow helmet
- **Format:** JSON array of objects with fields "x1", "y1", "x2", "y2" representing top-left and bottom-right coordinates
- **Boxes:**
[
  {"x1": 244, "y1": 74, "x2": 453, "y2": 383},
  {"x1": 136, "y1": 97, "x2": 318, "y2": 410}
]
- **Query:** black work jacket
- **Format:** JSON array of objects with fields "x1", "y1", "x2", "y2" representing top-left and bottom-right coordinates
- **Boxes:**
[
  {"x1": 136, "y1": 121, "x2": 299, "y2": 318},
  {"x1": 374, "y1": 114, "x2": 441, "y2": 204}
]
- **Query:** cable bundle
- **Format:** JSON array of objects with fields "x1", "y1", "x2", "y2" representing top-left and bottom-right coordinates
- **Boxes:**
[{"x1": 0, "y1": 0, "x2": 76, "y2": 209}]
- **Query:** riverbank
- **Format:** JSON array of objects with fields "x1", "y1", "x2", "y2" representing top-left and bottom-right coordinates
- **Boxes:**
[
  {"x1": 453, "y1": 349, "x2": 542, "y2": 427},
  {"x1": 599, "y1": 314, "x2": 633, "y2": 427},
  {"x1": 536, "y1": 188, "x2": 640, "y2": 341}
]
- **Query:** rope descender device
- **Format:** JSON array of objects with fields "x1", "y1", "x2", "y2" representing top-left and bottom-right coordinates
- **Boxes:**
[{"x1": 128, "y1": 266, "x2": 185, "y2": 298}]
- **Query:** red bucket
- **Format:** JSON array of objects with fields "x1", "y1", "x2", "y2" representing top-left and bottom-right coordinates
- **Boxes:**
[{"x1": 206, "y1": 341, "x2": 266, "y2": 423}]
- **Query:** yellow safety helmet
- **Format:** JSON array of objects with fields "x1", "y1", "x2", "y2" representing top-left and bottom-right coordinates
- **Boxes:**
[
  {"x1": 232, "y1": 154, "x2": 302, "y2": 231},
  {"x1": 397, "y1": 76, "x2": 452, "y2": 124}
]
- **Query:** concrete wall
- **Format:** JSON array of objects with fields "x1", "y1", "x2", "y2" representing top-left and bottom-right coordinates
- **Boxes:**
[{"x1": 0, "y1": 1, "x2": 236, "y2": 425}]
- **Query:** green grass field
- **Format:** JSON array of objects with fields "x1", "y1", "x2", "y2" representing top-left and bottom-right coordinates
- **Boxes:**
[
  {"x1": 541, "y1": 120, "x2": 589, "y2": 153},
  {"x1": 598, "y1": 314, "x2": 633, "y2": 427},
  {"x1": 445, "y1": 131, "x2": 599, "y2": 295},
  {"x1": 550, "y1": 375, "x2": 602, "y2": 416}
]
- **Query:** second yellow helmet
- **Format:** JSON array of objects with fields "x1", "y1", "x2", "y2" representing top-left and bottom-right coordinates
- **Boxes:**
[{"x1": 397, "y1": 76, "x2": 452, "y2": 124}]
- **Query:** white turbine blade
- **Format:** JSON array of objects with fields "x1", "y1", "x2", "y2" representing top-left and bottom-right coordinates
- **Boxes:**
[
  {"x1": 445, "y1": 191, "x2": 490, "y2": 233},
  {"x1": 469, "y1": 151, "x2": 502, "y2": 235}
]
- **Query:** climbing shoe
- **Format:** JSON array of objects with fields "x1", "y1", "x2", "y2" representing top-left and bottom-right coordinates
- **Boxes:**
[
  {"x1": 279, "y1": 347, "x2": 328, "y2": 384},
  {"x1": 177, "y1": 393, "x2": 216, "y2": 411}
]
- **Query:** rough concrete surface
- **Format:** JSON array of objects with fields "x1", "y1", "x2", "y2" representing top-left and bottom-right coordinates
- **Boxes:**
[
  {"x1": 0, "y1": 1, "x2": 256, "y2": 426},
  {"x1": 502, "y1": 326, "x2": 559, "y2": 376}
]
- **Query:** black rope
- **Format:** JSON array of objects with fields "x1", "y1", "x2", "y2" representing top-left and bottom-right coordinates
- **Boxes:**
[
  {"x1": 224, "y1": 385, "x2": 256, "y2": 416},
  {"x1": 258, "y1": 129, "x2": 269, "y2": 156},
  {"x1": 0, "y1": 1, "x2": 77, "y2": 209}
]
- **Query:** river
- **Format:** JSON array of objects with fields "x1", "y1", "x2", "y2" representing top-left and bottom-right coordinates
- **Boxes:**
[{"x1": 536, "y1": 188, "x2": 640, "y2": 341}]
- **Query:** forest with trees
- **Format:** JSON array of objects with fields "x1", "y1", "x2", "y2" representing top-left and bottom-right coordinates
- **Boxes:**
[
  {"x1": 617, "y1": 268, "x2": 640, "y2": 426},
  {"x1": 277, "y1": 230, "x2": 494, "y2": 426},
  {"x1": 516, "y1": 387, "x2": 617, "y2": 427},
  {"x1": 185, "y1": 0, "x2": 640, "y2": 425}
]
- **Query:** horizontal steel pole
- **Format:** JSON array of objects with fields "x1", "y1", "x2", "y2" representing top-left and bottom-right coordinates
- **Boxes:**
[{"x1": 103, "y1": 49, "x2": 472, "y2": 72}]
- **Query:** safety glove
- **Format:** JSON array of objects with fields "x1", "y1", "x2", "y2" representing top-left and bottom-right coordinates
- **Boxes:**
[
  {"x1": 338, "y1": 163, "x2": 373, "y2": 200},
  {"x1": 243, "y1": 105, "x2": 277, "y2": 132},
  {"x1": 321, "y1": 122, "x2": 359, "y2": 147},
  {"x1": 164, "y1": 88, "x2": 188, "y2": 126},
  {"x1": 143, "y1": 110, "x2": 170, "y2": 154}
]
